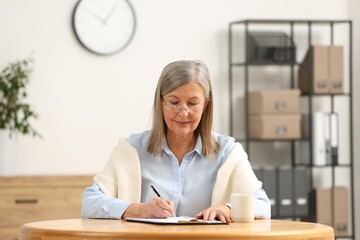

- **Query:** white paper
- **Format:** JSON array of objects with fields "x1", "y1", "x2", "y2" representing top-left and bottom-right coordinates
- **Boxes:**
[{"x1": 125, "y1": 216, "x2": 224, "y2": 224}]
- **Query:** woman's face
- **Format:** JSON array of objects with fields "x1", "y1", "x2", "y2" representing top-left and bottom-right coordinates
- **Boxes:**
[{"x1": 162, "y1": 82, "x2": 206, "y2": 139}]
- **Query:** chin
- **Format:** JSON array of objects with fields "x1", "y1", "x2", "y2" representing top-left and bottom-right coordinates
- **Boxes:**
[{"x1": 172, "y1": 127, "x2": 195, "y2": 137}]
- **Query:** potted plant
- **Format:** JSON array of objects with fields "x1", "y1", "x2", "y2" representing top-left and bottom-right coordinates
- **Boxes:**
[{"x1": 0, "y1": 56, "x2": 41, "y2": 174}]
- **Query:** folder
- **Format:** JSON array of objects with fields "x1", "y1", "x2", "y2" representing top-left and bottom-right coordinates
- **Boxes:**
[
  {"x1": 313, "y1": 187, "x2": 349, "y2": 236},
  {"x1": 294, "y1": 167, "x2": 309, "y2": 217},
  {"x1": 329, "y1": 46, "x2": 344, "y2": 94},
  {"x1": 333, "y1": 187, "x2": 349, "y2": 236},
  {"x1": 262, "y1": 167, "x2": 277, "y2": 217},
  {"x1": 324, "y1": 112, "x2": 332, "y2": 165},
  {"x1": 329, "y1": 112, "x2": 339, "y2": 165},
  {"x1": 313, "y1": 112, "x2": 326, "y2": 166},
  {"x1": 298, "y1": 46, "x2": 329, "y2": 94},
  {"x1": 278, "y1": 167, "x2": 293, "y2": 217},
  {"x1": 252, "y1": 166, "x2": 263, "y2": 182},
  {"x1": 298, "y1": 45, "x2": 344, "y2": 94}
]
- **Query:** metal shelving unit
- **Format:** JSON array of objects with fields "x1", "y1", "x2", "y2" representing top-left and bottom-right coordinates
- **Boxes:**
[{"x1": 228, "y1": 19, "x2": 354, "y2": 239}]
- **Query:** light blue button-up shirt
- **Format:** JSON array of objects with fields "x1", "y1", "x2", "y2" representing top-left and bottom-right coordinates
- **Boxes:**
[{"x1": 81, "y1": 131, "x2": 271, "y2": 219}]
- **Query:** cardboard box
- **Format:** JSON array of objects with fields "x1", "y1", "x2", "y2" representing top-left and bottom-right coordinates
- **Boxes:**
[
  {"x1": 248, "y1": 114, "x2": 301, "y2": 139},
  {"x1": 249, "y1": 89, "x2": 300, "y2": 114},
  {"x1": 298, "y1": 45, "x2": 344, "y2": 94}
]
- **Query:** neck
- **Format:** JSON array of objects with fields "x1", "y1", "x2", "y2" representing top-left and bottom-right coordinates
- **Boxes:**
[{"x1": 166, "y1": 133, "x2": 197, "y2": 163}]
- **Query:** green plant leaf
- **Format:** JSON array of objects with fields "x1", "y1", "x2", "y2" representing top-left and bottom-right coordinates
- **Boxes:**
[{"x1": 0, "y1": 55, "x2": 41, "y2": 138}]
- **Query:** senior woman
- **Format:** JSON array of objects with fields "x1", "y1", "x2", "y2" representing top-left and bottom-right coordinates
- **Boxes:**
[{"x1": 81, "y1": 60, "x2": 271, "y2": 223}]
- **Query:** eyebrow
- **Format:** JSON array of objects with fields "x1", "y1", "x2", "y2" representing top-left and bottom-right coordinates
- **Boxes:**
[{"x1": 164, "y1": 95, "x2": 202, "y2": 101}]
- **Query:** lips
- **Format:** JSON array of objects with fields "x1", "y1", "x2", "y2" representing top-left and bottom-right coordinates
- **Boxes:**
[{"x1": 174, "y1": 120, "x2": 191, "y2": 125}]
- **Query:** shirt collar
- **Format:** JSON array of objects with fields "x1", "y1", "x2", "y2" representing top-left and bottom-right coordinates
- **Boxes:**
[
  {"x1": 193, "y1": 134, "x2": 203, "y2": 156},
  {"x1": 162, "y1": 134, "x2": 203, "y2": 156}
]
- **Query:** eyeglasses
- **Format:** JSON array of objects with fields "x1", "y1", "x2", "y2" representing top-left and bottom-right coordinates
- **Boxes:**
[{"x1": 163, "y1": 101, "x2": 204, "y2": 113}]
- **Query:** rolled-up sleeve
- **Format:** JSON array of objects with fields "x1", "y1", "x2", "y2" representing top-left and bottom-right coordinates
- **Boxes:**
[
  {"x1": 254, "y1": 188, "x2": 271, "y2": 219},
  {"x1": 81, "y1": 183, "x2": 132, "y2": 219}
]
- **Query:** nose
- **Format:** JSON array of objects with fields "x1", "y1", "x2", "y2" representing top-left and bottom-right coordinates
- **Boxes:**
[{"x1": 178, "y1": 106, "x2": 190, "y2": 115}]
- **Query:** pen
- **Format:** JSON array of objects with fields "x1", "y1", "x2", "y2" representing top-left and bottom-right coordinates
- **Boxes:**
[
  {"x1": 151, "y1": 185, "x2": 175, "y2": 217},
  {"x1": 151, "y1": 185, "x2": 162, "y2": 198}
]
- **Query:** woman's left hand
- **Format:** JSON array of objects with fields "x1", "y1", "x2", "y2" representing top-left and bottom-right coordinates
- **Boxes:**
[{"x1": 195, "y1": 204, "x2": 231, "y2": 223}]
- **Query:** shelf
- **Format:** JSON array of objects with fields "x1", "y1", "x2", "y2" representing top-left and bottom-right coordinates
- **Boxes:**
[
  {"x1": 229, "y1": 19, "x2": 354, "y2": 239},
  {"x1": 231, "y1": 62, "x2": 299, "y2": 67},
  {"x1": 296, "y1": 163, "x2": 352, "y2": 168},
  {"x1": 300, "y1": 93, "x2": 351, "y2": 97},
  {"x1": 230, "y1": 19, "x2": 351, "y2": 25},
  {"x1": 236, "y1": 138, "x2": 302, "y2": 142}
]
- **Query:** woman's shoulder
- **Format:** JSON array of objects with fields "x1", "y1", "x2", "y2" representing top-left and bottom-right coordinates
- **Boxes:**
[
  {"x1": 127, "y1": 130, "x2": 151, "y2": 150},
  {"x1": 212, "y1": 132, "x2": 235, "y2": 147},
  {"x1": 211, "y1": 132, "x2": 237, "y2": 159},
  {"x1": 211, "y1": 133, "x2": 247, "y2": 163}
]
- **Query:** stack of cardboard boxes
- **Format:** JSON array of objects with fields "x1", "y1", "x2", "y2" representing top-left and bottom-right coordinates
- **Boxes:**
[{"x1": 248, "y1": 89, "x2": 301, "y2": 139}]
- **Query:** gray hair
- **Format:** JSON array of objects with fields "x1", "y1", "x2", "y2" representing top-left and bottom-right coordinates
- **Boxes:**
[{"x1": 147, "y1": 60, "x2": 219, "y2": 158}]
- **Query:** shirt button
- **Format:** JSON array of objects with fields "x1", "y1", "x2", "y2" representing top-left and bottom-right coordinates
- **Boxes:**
[{"x1": 185, "y1": 156, "x2": 190, "y2": 161}]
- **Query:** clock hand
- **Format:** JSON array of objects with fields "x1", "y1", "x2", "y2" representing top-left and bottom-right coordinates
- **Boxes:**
[
  {"x1": 103, "y1": 2, "x2": 119, "y2": 24},
  {"x1": 90, "y1": 11, "x2": 106, "y2": 25}
]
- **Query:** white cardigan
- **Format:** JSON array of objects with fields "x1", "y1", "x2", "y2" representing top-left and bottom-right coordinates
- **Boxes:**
[{"x1": 94, "y1": 138, "x2": 262, "y2": 206}]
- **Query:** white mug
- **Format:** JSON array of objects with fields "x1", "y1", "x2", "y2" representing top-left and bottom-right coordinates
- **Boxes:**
[{"x1": 230, "y1": 193, "x2": 255, "y2": 223}]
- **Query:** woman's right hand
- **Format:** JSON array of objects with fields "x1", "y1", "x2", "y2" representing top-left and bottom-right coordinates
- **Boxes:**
[{"x1": 122, "y1": 197, "x2": 174, "y2": 219}]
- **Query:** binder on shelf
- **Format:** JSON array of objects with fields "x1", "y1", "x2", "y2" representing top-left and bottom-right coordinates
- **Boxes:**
[
  {"x1": 298, "y1": 45, "x2": 344, "y2": 94},
  {"x1": 329, "y1": 112, "x2": 339, "y2": 165},
  {"x1": 313, "y1": 187, "x2": 349, "y2": 237},
  {"x1": 314, "y1": 188, "x2": 332, "y2": 227},
  {"x1": 262, "y1": 167, "x2": 277, "y2": 217},
  {"x1": 252, "y1": 166, "x2": 263, "y2": 181},
  {"x1": 321, "y1": 112, "x2": 338, "y2": 165},
  {"x1": 278, "y1": 167, "x2": 293, "y2": 217},
  {"x1": 298, "y1": 46, "x2": 329, "y2": 94},
  {"x1": 313, "y1": 112, "x2": 326, "y2": 166},
  {"x1": 333, "y1": 187, "x2": 349, "y2": 237},
  {"x1": 329, "y1": 46, "x2": 344, "y2": 94},
  {"x1": 294, "y1": 167, "x2": 309, "y2": 217},
  {"x1": 324, "y1": 113, "x2": 332, "y2": 165}
]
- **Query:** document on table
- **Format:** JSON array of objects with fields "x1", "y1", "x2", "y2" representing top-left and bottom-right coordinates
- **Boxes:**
[{"x1": 125, "y1": 216, "x2": 225, "y2": 225}]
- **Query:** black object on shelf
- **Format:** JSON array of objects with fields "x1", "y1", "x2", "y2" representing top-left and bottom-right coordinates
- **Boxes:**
[{"x1": 246, "y1": 31, "x2": 296, "y2": 64}]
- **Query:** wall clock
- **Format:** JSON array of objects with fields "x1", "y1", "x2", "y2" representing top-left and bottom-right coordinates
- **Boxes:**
[{"x1": 72, "y1": 0, "x2": 136, "y2": 55}]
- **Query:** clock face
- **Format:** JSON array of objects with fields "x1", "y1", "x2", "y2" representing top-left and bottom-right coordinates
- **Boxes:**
[{"x1": 72, "y1": 0, "x2": 136, "y2": 55}]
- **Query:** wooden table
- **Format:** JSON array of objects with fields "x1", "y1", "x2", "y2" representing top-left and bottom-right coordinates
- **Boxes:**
[{"x1": 20, "y1": 218, "x2": 334, "y2": 240}]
